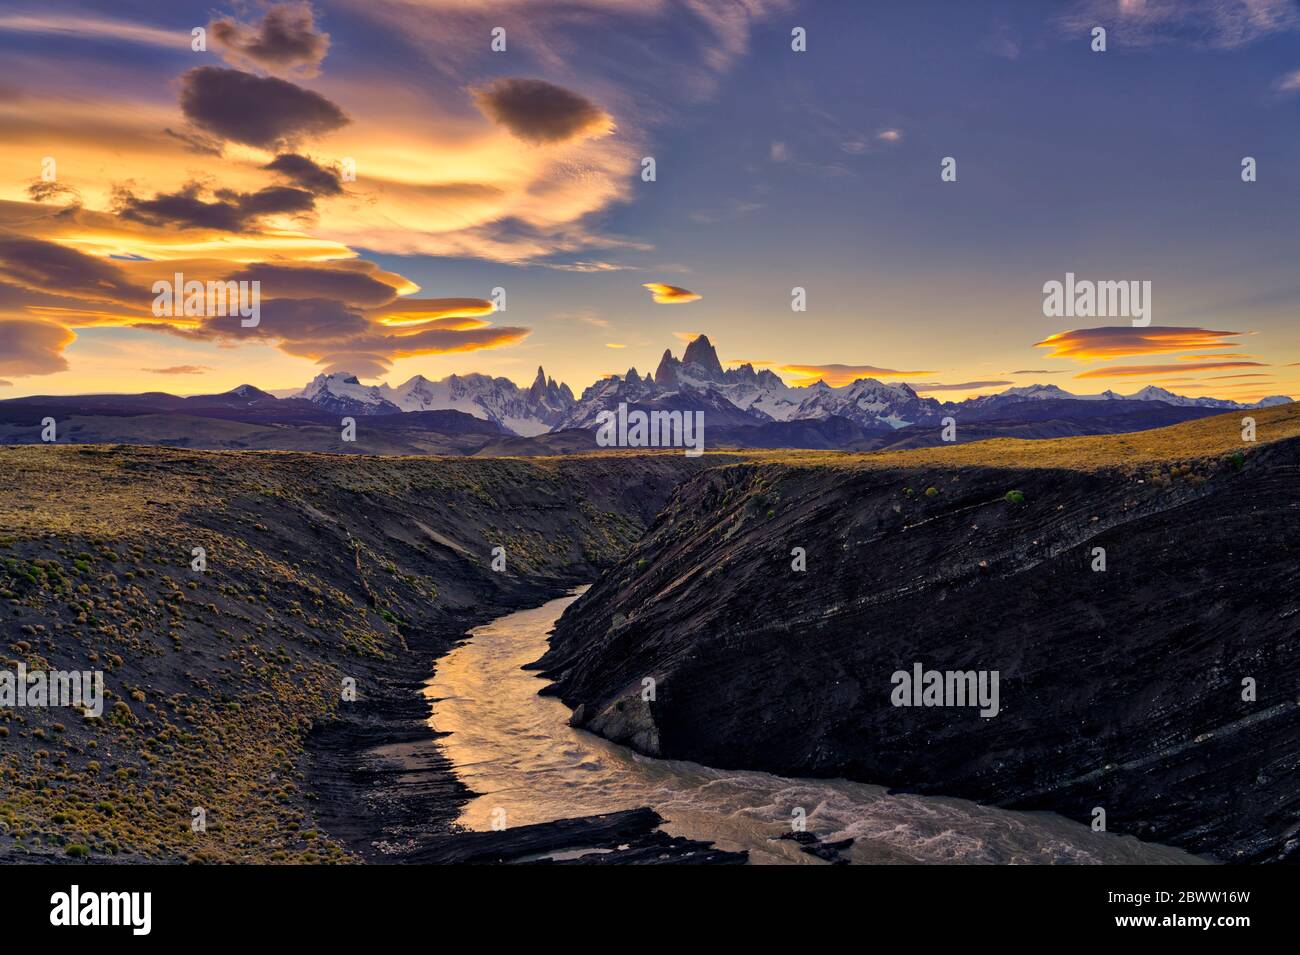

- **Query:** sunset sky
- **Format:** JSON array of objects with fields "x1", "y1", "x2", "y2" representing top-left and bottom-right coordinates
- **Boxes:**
[{"x1": 1, "y1": 0, "x2": 1298, "y2": 401}]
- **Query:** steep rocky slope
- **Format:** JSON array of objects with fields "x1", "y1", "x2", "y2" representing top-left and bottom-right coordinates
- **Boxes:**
[
  {"x1": 0, "y1": 446, "x2": 720, "y2": 862},
  {"x1": 538, "y1": 404, "x2": 1300, "y2": 863}
]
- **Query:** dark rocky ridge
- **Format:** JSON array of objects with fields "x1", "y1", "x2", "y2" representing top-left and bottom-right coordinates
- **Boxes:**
[{"x1": 538, "y1": 411, "x2": 1300, "y2": 863}]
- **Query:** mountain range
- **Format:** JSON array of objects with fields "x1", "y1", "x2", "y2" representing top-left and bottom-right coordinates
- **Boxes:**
[
  {"x1": 298, "y1": 367, "x2": 574, "y2": 435},
  {"x1": 0, "y1": 334, "x2": 1289, "y2": 454},
  {"x1": 295, "y1": 334, "x2": 1291, "y2": 435}
]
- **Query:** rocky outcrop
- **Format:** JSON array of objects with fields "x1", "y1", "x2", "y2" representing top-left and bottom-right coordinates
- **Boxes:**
[{"x1": 538, "y1": 407, "x2": 1300, "y2": 862}]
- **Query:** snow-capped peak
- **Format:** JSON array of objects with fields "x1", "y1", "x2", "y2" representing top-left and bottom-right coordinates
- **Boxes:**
[
  {"x1": 298, "y1": 368, "x2": 575, "y2": 435},
  {"x1": 999, "y1": 384, "x2": 1078, "y2": 400},
  {"x1": 963, "y1": 382, "x2": 1268, "y2": 411},
  {"x1": 297, "y1": 336, "x2": 1291, "y2": 437},
  {"x1": 300, "y1": 372, "x2": 401, "y2": 415}
]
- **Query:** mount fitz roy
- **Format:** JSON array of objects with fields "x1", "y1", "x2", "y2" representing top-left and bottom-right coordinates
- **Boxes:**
[{"x1": 295, "y1": 334, "x2": 1291, "y2": 437}]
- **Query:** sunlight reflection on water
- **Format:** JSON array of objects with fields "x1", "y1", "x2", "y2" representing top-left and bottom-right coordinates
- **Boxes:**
[{"x1": 427, "y1": 589, "x2": 1205, "y2": 866}]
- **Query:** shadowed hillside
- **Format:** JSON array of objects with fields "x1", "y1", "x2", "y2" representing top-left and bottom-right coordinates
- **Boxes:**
[
  {"x1": 538, "y1": 404, "x2": 1300, "y2": 862},
  {"x1": 0, "y1": 446, "x2": 722, "y2": 862}
]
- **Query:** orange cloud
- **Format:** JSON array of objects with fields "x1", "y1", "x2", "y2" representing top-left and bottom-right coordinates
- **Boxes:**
[
  {"x1": 0, "y1": 219, "x2": 523, "y2": 378},
  {"x1": 780, "y1": 363, "x2": 935, "y2": 387},
  {"x1": 2, "y1": 198, "x2": 353, "y2": 264},
  {"x1": 913, "y1": 380, "x2": 1012, "y2": 392},
  {"x1": 229, "y1": 262, "x2": 412, "y2": 306},
  {"x1": 149, "y1": 296, "x2": 527, "y2": 378},
  {"x1": 644, "y1": 283, "x2": 701, "y2": 304},
  {"x1": 1075, "y1": 361, "x2": 1265, "y2": 379},
  {"x1": 143, "y1": 365, "x2": 212, "y2": 375},
  {"x1": 0, "y1": 67, "x2": 639, "y2": 268},
  {"x1": 365, "y1": 297, "x2": 495, "y2": 328},
  {"x1": 0, "y1": 318, "x2": 76, "y2": 376},
  {"x1": 1035, "y1": 326, "x2": 1245, "y2": 361}
]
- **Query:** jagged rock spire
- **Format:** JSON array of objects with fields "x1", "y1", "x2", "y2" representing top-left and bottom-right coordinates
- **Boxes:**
[
  {"x1": 681, "y1": 334, "x2": 723, "y2": 380},
  {"x1": 654, "y1": 348, "x2": 680, "y2": 388}
]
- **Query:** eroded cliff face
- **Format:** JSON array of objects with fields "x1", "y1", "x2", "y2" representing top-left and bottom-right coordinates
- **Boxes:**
[{"x1": 539, "y1": 419, "x2": 1300, "y2": 862}]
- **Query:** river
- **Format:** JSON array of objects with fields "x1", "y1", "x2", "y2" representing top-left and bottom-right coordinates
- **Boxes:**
[{"x1": 426, "y1": 589, "x2": 1203, "y2": 865}]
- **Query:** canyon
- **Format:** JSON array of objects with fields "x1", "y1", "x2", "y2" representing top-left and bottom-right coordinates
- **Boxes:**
[{"x1": 538, "y1": 404, "x2": 1300, "y2": 863}]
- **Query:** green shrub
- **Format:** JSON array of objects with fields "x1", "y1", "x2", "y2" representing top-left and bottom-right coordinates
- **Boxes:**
[{"x1": 1005, "y1": 490, "x2": 1025, "y2": 505}]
